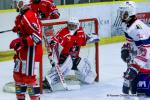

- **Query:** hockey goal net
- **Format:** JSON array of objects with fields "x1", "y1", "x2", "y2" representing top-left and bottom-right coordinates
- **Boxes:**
[{"x1": 41, "y1": 18, "x2": 99, "y2": 91}]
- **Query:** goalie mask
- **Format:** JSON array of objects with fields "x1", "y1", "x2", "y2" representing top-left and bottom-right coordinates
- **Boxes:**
[
  {"x1": 67, "y1": 17, "x2": 80, "y2": 31},
  {"x1": 118, "y1": 1, "x2": 136, "y2": 22}
]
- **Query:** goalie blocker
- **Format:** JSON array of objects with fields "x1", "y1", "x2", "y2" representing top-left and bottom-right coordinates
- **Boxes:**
[{"x1": 43, "y1": 55, "x2": 97, "y2": 91}]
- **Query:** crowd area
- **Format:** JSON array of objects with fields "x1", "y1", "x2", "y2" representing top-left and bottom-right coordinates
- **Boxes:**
[{"x1": 0, "y1": 0, "x2": 126, "y2": 10}]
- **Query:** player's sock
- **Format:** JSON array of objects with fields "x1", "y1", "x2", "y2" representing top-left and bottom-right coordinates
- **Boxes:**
[
  {"x1": 30, "y1": 96, "x2": 40, "y2": 100},
  {"x1": 16, "y1": 94, "x2": 25, "y2": 100}
]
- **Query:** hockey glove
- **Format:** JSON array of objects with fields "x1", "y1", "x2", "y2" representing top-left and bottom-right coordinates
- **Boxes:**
[
  {"x1": 12, "y1": 26, "x2": 18, "y2": 33},
  {"x1": 10, "y1": 37, "x2": 27, "y2": 51},
  {"x1": 50, "y1": 11, "x2": 60, "y2": 19},
  {"x1": 86, "y1": 33, "x2": 99, "y2": 44},
  {"x1": 121, "y1": 49, "x2": 131, "y2": 63},
  {"x1": 123, "y1": 66, "x2": 139, "y2": 81},
  {"x1": 121, "y1": 43, "x2": 131, "y2": 63}
]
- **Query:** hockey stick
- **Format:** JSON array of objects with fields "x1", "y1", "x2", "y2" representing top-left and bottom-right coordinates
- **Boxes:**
[
  {"x1": 53, "y1": 45, "x2": 80, "y2": 90},
  {"x1": 55, "y1": 62, "x2": 80, "y2": 90},
  {"x1": 43, "y1": 32, "x2": 80, "y2": 91},
  {"x1": 0, "y1": 29, "x2": 12, "y2": 33}
]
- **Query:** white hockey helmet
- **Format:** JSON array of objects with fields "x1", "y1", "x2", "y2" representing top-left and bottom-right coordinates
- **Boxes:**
[
  {"x1": 67, "y1": 17, "x2": 80, "y2": 31},
  {"x1": 17, "y1": 0, "x2": 30, "y2": 11},
  {"x1": 118, "y1": 1, "x2": 136, "y2": 21}
]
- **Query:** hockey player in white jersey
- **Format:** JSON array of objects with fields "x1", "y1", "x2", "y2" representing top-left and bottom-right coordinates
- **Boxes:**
[{"x1": 118, "y1": 1, "x2": 150, "y2": 96}]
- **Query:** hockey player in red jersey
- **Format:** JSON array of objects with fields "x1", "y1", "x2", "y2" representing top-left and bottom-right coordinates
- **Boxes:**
[
  {"x1": 30, "y1": 0, "x2": 60, "y2": 20},
  {"x1": 42, "y1": 17, "x2": 99, "y2": 90},
  {"x1": 10, "y1": 0, "x2": 42, "y2": 100},
  {"x1": 16, "y1": 0, "x2": 60, "y2": 20}
]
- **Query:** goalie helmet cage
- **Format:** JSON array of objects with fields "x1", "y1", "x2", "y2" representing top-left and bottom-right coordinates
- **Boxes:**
[{"x1": 40, "y1": 18, "x2": 99, "y2": 93}]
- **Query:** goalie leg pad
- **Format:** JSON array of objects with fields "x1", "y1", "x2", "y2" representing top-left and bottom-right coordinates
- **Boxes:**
[
  {"x1": 44, "y1": 69, "x2": 60, "y2": 91},
  {"x1": 44, "y1": 55, "x2": 73, "y2": 91},
  {"x1": 75, "y1": 58, "x2": 96, "y2": 84},
  {"x1": 60, "y1": 55, "x2": 73, "y2": 76},
  {"x1": 47, "y1": 55, "x2": 73, "y2": 78}
]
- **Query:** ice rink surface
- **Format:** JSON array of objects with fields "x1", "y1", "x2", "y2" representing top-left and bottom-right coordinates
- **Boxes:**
[{"x1": 0, "y1": 42, "x2": 150, "y2": 100}]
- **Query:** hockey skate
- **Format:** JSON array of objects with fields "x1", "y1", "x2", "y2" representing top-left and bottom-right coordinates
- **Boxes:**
[{"x1": 42, "y1": 77, "x2": 53, "y2": 92}]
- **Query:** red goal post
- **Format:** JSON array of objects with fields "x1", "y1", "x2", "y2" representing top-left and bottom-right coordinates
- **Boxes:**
[{"x1": 41, "y1": 18, "x2": 99, "y2": 92}]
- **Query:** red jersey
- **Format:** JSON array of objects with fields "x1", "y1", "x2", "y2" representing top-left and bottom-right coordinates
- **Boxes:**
[
  {"x1": 12, "y1": 15, "x2": 22, "y2": 33},
  {"x1": 30, "y1": 0, "x2": 60, "y2": 19},
  {"x1": 52, "y1": 27, "x2": 87, "y2": 55},
  {"x1": 13, "y1": 10, "x2": 43, "y2": 62},
  {"x1": 11, "y1": 9, "x2": 43, "y2": 86}
]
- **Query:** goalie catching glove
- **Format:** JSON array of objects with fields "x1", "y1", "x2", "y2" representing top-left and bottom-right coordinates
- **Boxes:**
[{"x1": 86, "y1": 33, "x2": 99, "y2": 44}]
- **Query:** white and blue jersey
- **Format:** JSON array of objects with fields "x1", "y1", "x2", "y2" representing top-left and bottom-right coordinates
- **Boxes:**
[
  {"x1": 123, "y1": 19, "x2": 150, "y2": 70},
  {"x1": 124, "y1": 20, "x2": 150, "y2": 47}
]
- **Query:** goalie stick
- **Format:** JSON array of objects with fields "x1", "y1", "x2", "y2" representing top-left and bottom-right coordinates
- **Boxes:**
[
  {"x1": 43, "y1": 31, "x2": 80, "y2": 91},
  {"x1": 0, "y1": 29, "x2": 12, "y2": 33}
]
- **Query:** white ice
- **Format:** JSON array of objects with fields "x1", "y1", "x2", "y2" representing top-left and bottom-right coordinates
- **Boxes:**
[{"x1": 0, "y1": 42, "x2": 150, "y2": 100}]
